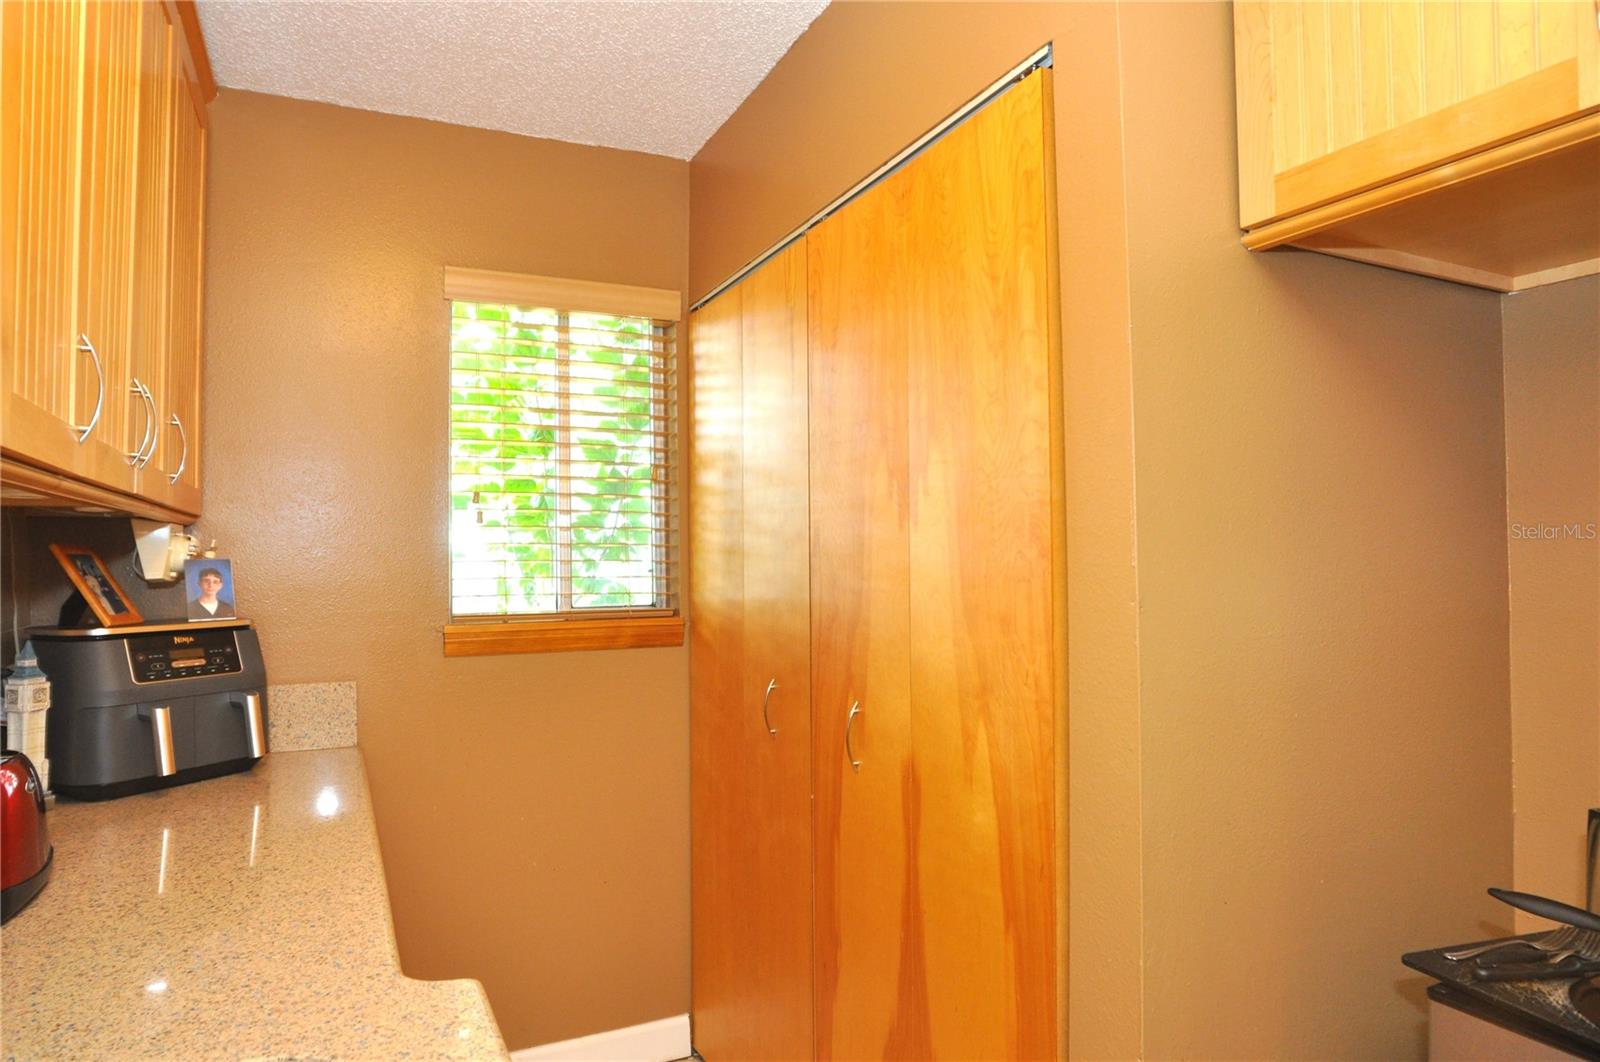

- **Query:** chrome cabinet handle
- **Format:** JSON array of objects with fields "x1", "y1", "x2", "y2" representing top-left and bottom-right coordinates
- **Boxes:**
[
  {"x1": 72, "y1": 334, "x2": 105, "y2": 442},
  {"x1": 844, "y1": 700, "x2": 862, "y2": 773},
  {"x1": 762, "y1": 679, "x2": 779, "y2": 736},
  {"x1": 167, "y1": 413, "x2": 187, "y2": 483},
  {"x1": 233, "y1": 691, "x2": 267, "y2": 758},
  {"x1": 127, "y1": 379, "x2": 154, "y2": 465},
  {"x1": 136, "y1": 384, "x2": 158, "y2": 467}
]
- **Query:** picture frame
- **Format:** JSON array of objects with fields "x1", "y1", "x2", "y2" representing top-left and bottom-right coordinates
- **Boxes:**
[
  {"x1": 48, "y1": 544, "x2": 143, "y2": 628},
  {"x1": 185, "y1": 559, "x2": 238, "y2": 622}
]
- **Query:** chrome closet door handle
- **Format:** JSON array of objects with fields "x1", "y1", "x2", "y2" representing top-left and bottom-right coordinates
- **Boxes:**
[
  {"x1": 762, "y1": 678, "x2": 779, "y2": 736},
  {"x1": 844, "y1": 700, "x2": 862, "y2": 773},
  {"x1": 73, "y1": 334, "x2": 105, "y2": 442},
  {"x1": 167, "y1": 413, "x2": 187, "y2": 483},
  {"x1": 127, "y1": 379, "x2": 153, "y2": 465}
]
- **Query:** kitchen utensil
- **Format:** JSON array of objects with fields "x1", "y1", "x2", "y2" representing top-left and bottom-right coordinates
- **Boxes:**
[
  {"x1": 1572, "y1": 975, "x2": 1600, "y2": 1028},
  {"x1": 0, "y1": 750, "x2": 52, "y2": 923},
  {"x1": 1470, "y1": 939, "x2": 1576, "y2": 966},
  {"x1": 1489, "y1": 887, "x2": 1600, "y2": 934},
  {"x1": 1563, "y1": 929, "x2": 1600, "y2": 961},
  {"x1": 1473, "y1": 955, "x2": 1600, "y2": 982},
  {"x1": 1472, "y1": 940, "x2": 1600, "y2": 972},
  {"x1": 1445, "y1": 926, "x2": 1579, "y2": 962},
  {"x1": 1481, "y1": 929, "x2": 1600, "y2": 963},
  {"x1": 1587, "y1": 808, "x2": 1598, "y2": 914}
]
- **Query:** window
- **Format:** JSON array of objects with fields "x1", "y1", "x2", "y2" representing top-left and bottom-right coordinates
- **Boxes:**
[{"x1": 441, "y1": 268, "x2": 682, "y2": 655}]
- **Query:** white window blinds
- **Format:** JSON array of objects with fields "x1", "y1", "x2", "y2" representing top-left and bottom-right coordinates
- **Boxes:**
[{"x1": 446, "y1": 269, "x2": 679, "y2": 621}]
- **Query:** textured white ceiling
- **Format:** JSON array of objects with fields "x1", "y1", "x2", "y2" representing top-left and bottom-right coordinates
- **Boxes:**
[{"x1": 197, "y1": 0, "x2": 827, "y2": 159}]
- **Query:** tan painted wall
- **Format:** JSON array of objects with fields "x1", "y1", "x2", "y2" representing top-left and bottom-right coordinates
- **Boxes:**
[
  {"x1": 1503, "y1": 275, "x2": 1600, "y2": 926},
  {"x1": 1118, "y1": 6, "x2": 1511, "y2": 1058},
  {"x1": 690, "y1": 3, "x2": 1513, "y2": 1057},
  {"x1": 201, "y1": 91, "x2": 690, "y2": 1051}
]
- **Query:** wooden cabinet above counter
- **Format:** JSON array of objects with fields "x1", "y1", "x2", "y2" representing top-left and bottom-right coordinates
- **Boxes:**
[
  {"x1": 1234, "y1": 0, "x2": 1599, "y2": 292},
  {"x1": 2, "y1": 0, "x2": 213, "y2": 522}
]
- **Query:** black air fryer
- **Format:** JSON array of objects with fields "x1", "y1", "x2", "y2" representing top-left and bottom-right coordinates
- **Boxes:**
[{"x1": 30, "y1": 619, "x2": 268, "y2": 800}]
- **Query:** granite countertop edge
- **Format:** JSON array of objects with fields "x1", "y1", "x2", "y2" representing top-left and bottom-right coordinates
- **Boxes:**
[{"x1": 0, "y1": 747, "x2": 509, "y2": 1061}]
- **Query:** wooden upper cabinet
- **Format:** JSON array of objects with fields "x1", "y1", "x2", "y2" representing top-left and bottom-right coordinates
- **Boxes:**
[
  {"x1": 1235, "y1": 0, "x2": 1600, "y2": 291},
  {"x1": 1, "y1": 0, "x2": 212, "y2": 520}
]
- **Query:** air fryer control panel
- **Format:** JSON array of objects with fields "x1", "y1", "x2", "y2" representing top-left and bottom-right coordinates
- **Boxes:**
[{"x1": 126, "y1": 628, "x2": 242, "y2": 683}]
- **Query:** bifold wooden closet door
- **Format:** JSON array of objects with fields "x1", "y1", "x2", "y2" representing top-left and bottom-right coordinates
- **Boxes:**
[
  {"x1": 690, "y1": 240, "x2": 814, "y2": 1062},
  {"x1": 690, "y1": 65, "x2": 1060, "y2": 1062},
  {"x1": 808, "y1": 70, "x2": 1060, "y2": 1061},
  {"x1": 690, "y1": 282, "x2": 747, "y2": 1060}
]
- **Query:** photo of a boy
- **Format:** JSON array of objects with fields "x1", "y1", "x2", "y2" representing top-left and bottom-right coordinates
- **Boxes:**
[{"x1": 187, "y1": 561, "x2": 237, "y2": 621}]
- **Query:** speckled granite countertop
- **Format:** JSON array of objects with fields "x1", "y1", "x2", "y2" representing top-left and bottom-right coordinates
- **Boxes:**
[{"x1": 0, "y1": 748, "x2": 508, "y2": 1061}]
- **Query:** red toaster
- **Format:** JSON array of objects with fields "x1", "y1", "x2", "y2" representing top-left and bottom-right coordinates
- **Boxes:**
[{"x1": 1, "y1": 750, "x2": 52, "y2": 923}]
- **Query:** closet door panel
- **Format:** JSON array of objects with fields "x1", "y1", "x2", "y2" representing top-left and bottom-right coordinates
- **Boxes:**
[
  {"x1": 808, "y1": 179, "x2": 917, "y2": 1061},
  {"x1": 739, "y1": 238, "x2": 814, "y2": 1061},
  {"x1": 688, "y1": 290, "x2": 754, "y2": 1060},
  {"x1": 903, "y1": 72, "x2": 1059, "y2": 1060}
]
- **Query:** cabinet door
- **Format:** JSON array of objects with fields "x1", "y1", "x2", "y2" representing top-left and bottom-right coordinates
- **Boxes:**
[
  {"x1": 1, "y1": 1, "x2": 96, "y2": 480},
  {"x1": 144, "y1": 49, "x2": 203, "y2": 516},
  {"x1": 688, "y1": 288, "x2": 752, "y2": 1059},
  {"x1": 810, "y1": 69, "x2": 1059, "y2": 1060},
  {"x1": 1, "y1": 0, "x2": 79, "y2": 464},
  {"x1": 2, "y1": 0, "x2": 149, "y2": 493},
  {"x1": 1236, "y1": 0, "x2": 1600, "y2": 228},
  {"x1": 737, "y1": 238, "x2": 813, "y2": 1061},
  {"x1": 70, "y1": 0, "x2": 142, "y2": 491},
  {"x1": 126, "y1": 0, "x2": 171, "y2": 497}
]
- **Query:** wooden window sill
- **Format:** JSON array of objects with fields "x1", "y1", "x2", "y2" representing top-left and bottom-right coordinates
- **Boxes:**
[{"x1": 442, "y1": 615, "x2": 685, "y2": 657}]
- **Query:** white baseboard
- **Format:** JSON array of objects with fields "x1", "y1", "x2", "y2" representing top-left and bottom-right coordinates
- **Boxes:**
[{"x1": 511, "y1": 1014, "x2": 691, "y2": 1062}]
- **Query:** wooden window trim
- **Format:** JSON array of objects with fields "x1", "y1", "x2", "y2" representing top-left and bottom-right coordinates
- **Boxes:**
[
  {"x1": 444, "y1": 267, "x2": 684, "y2": 655},
  {"x1": 443, "y1": 615, "x2": 685, "y2": 657},
  {"x1": 443, "y1": 267, "x2": 681, "y2": 323}
]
